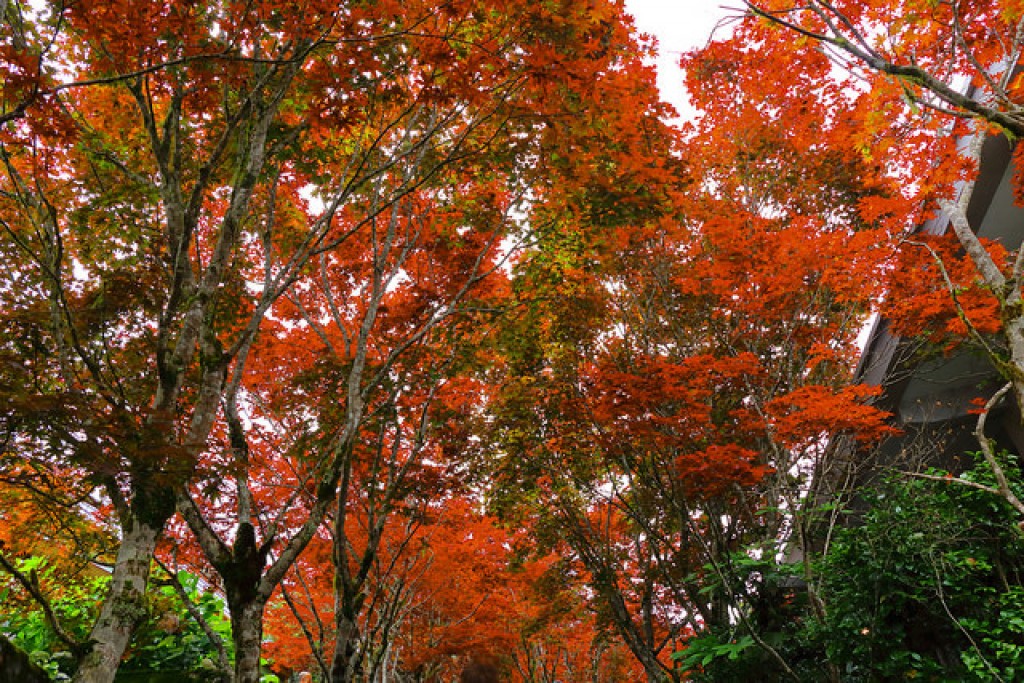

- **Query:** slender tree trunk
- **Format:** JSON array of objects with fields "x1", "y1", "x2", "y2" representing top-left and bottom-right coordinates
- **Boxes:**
[
  {"x1": 72, "y1": 517, "x2": 161, "y2": 683},
  {"x1": 1005, "y1": 315, "x2": 1024, "y2": 412},
  {"x1": 596, "y1": 579, "x2": 671, "y2": 683}
]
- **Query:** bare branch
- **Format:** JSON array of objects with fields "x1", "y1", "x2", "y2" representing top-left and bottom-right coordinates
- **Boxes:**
[{"x1": 973, "y1": 382, "x2": 1024, "y2": 517}]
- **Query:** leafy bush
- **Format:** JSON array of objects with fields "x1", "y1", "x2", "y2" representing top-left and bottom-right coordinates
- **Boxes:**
[
  {"x1": 0, "y1": 556, "x2": 106, "y2": 680},
  {"x1": 676, "y1": 453, "x2": 1024, "y2": 681},
  {"x1": 118, "y1": 570, "x2": 233, "y2": 680},
  {"x1": 0, "y1": 560, "x2": 233, "y2": 681},
  {"x1": 820, "y1": 455, "x2": 1024, "y2": 681}
]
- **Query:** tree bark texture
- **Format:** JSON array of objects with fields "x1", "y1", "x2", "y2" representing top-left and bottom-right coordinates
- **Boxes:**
[{"x1": 72, "y1": 518, "x2": 161, "y2": 683}]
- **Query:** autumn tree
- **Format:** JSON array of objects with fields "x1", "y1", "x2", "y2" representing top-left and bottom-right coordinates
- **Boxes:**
[
  {"x1": 642, "y1": 3, "x2": 1024, "y2": 678},
  {"x1": 165, "y1": 2, "x2": 680, "y2": 681},
  {"x1": 2, "y1": 0, "x2": 694, "y2": 681},
  {"x1": 739, "y1": 0, "x2": 1024, "y2": 517},
  {"x1": 257, "y1": 494, "x2": 641, "y2": 682},
  {"x1": 0, "y1": 4, "x2": 436, "y2": 683},
  {"x1": 478, "y1": 13, "x2": 908, "y2": 680}
]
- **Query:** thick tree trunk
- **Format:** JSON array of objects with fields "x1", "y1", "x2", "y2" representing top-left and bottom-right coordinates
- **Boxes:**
[
  {"x1": 72, "y1": 517, "x2": 161, "y2": 683},
  {"x1": 229, "y1": 599, "x2": 266, "y2": 683}
]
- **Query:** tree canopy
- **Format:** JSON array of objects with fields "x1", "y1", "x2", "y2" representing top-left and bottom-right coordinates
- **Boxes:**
[{"x1": 3, "y1": 1, "x2": 1024, "y2": 682}]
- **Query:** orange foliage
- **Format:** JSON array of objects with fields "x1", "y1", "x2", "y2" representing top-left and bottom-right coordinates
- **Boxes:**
[
  {"x1": 260, "y1": 497, "x2": 636, "y2": 682},
  {"x1": 884, "y1": 234, "x2": 1007, "y2": 344}
]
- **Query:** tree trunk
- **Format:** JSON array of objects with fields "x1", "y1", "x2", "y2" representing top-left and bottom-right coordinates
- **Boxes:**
[
  {"x1": 1005, "y1": 315, "x2": 1024, "y2": 412},
  {"x1": 72, "y1": 517, "x2": 161, "y2": 683},
  {"x1": 330, "y1": 614, "x2": 362, "y2": 683},
  {"x1": 229, "y1": 599, "x2": 266, "y2": 683}
]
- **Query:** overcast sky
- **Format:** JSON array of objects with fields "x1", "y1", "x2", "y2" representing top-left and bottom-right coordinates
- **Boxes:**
[{"x1": 623, "y1": 0, "x2": 735, "y2": 116}]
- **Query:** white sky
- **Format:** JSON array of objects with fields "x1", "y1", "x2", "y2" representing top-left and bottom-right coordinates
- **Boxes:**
[{"x1": 624, "y1": 0, "x2": 736, "y2": 117}]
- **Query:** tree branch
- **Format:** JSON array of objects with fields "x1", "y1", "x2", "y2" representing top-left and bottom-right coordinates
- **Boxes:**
[
  {"x1": 152, "y1": 557, "x2": 232, "y2": 681},
  {"x1": 0, "y1": 549, "x2": 89, "y2": 657}
]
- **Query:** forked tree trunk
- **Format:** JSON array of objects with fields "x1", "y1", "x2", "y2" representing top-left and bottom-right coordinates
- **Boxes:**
[{"x1": 72, "y1": 517, "x2": 161, "y2": 683}]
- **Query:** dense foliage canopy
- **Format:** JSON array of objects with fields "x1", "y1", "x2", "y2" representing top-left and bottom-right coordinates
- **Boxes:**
[{"x1": 4, "y1": 0, "x2": 1024, "y2": 682}]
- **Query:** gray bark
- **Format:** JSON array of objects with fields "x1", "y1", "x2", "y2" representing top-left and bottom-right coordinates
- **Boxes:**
[
  {"x1": 330, "y1": 613, "x2": 363, "y2": 683},
  {"x1": 230, "y1": 600, "x2": 267, "y2": 683},
  {"x1": 72, "y1": 518, "x2": 161, "y2": 683}
]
